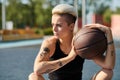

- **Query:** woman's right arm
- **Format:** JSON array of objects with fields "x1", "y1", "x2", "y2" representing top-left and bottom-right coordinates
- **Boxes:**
[{"x1": 33, "y1": 36, "x2": 76, "y2": 76}]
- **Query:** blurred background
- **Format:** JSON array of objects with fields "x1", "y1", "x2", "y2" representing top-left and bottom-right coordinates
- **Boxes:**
[
  {"x1": 0, "y1": 0, "x2": 120, "y2": 42},
  {"x1": 0, "y1": 0, "x2": 120, "y2": 80}
]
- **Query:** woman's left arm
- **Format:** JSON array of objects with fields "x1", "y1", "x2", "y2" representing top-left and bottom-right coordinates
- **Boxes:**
[
  {"x1": 102, "y1": 27, "x2": 115, "y2": 69},
  {"x1": 85, "y1": 24, "x2": 116, "y2": 69}
]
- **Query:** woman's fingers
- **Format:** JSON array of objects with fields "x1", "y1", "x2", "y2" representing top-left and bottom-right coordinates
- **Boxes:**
[{"x1": 84, "y1": 23, "x2": 110, "y2": 33}]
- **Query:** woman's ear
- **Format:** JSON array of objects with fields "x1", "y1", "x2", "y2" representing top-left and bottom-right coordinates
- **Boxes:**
[{"x1": 69, "y1": 23, "x2": 75, "y2": 31}]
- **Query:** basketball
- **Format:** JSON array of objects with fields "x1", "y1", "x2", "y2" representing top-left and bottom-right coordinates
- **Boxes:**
[{"x1": 73, "y1": 27, "x2": 107, "y2": 59}]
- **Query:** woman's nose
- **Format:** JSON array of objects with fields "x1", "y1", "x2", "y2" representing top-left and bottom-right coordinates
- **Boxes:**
[{"x1": 53, "y1": 25, "x2": 58, "y2": 32}]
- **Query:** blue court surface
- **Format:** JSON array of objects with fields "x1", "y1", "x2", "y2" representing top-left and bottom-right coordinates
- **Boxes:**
[
  {"x1": 0, "y1": 39, "x2": 43, "y2": 49},
  {"x1": 0, "y1": 39, "x2": 120, "y2": 80}
]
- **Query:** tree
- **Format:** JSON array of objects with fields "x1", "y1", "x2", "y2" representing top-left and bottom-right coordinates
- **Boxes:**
[
  {"x1": 5, "y1": 0, "x2": 82, "y2": 29},
  {"x1": 103, "y1": 8, "x2": 113, "y2": 23},
  {"x1": 5, "y1": 0, "x2": 53, "y2": 28},
  {"x1": 6, "y1": 0, "x2": 34, "y2": 28},
  {"x1": 114, "y1": 7, "x2": 120, "y2": 14},
  {"x1": 6, "y1": 0, "x2": 20, "y2": 28},
  {"x1": 87, "y1": 0, "x2": 111, "y2": 15},
  {"x1": 25, "y1": 0, "x2": 53, "y2": 28}
]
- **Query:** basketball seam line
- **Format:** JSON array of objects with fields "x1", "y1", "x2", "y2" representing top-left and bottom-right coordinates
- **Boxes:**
[
  {"x1": 75, "y1": 38, "x2": 107, "y2": 50},
  {"x1": 75, "y1": 31, "x2": 104, "y2": 41}
]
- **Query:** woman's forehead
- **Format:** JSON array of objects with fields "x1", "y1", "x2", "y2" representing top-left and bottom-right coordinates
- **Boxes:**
[{"x1": 52, "y1": 15, "x2": 66, "y2": 23}]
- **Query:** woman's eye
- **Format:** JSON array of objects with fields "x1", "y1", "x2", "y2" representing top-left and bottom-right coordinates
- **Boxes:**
[{"x1": 57, "y1": 24, "x2": 62, "y2": 27}]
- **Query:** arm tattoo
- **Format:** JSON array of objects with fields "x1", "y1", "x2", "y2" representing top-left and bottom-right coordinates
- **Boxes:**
[
  {"x1": 44, "y1": 47, "x2": 50, "y2": 53},
  {"x1": 40, "y1": 62, "x2": 55, "y2": 74},
  {"x1": 108, "y1": 41, "x2": 114, "y2": 45},
  {"x1": 41, "y1": 63, "x2": 54, "y2": 73},
  {"x1": 40, "y1": 47, "x2": 50, "y2": 57},
  {"x1": 42, "y1": 60, "x2": 63, "y2": 73},
  {"x1": 40, "y1": 60, "x2": 63, "y2": 74},
  {"x1": 58, "y1": 60, "x2": 63, "y2": 66}
]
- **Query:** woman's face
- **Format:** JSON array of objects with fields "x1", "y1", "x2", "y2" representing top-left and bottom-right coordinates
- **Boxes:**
[{"x1": 52, "y1": 14, "x2": 73, "y2": 39}]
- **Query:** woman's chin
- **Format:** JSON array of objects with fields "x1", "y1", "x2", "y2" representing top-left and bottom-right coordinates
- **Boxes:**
[{"x1": 54, "y1": 35, "x2": 59, "y2": 38}]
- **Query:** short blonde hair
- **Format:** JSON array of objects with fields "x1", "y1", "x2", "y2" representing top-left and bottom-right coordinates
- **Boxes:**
[{"x1": 52, "y1": 4, "x2": 77, "y2": 18}]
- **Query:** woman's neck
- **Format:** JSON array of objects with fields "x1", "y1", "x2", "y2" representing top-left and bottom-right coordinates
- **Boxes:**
[
  {"x1": 59, "y1": 35, "x2": 73, "y2": 54},
  {"x1": 60, "y1": 35, "x2": 73, "y2": 45}
]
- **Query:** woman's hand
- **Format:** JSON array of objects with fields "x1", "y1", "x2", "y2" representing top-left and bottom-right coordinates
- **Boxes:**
[
  {"x1": 85, "y1": 23, "x2": 113, "y2": 42},
  {"x1": 84, "y1": 23, "x2": 110, "y2": 34}
]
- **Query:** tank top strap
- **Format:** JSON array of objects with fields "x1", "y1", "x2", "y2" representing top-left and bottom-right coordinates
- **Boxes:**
[{"x1": 50, "y1": 40, "x2": 67, "y2": 60}]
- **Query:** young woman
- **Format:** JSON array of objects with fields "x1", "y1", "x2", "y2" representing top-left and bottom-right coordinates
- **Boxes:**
[
  {"x1": 28, "y1": 4, "x2": 84, "y2": 80},
  {"x1": 28, "y1": 4, "x2": 115, "y2": 80}
]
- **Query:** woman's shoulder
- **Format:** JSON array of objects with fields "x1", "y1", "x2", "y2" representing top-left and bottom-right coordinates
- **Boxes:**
[
  {"x1": 44, "y1": 36, "x2": 58, "y2": 43},
  {"x1": 41, "y1": 36, "x2": 58, "y2": 57},
  {"x1": 42, "y1": 36, "x2": 58, "y2": 47}
]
